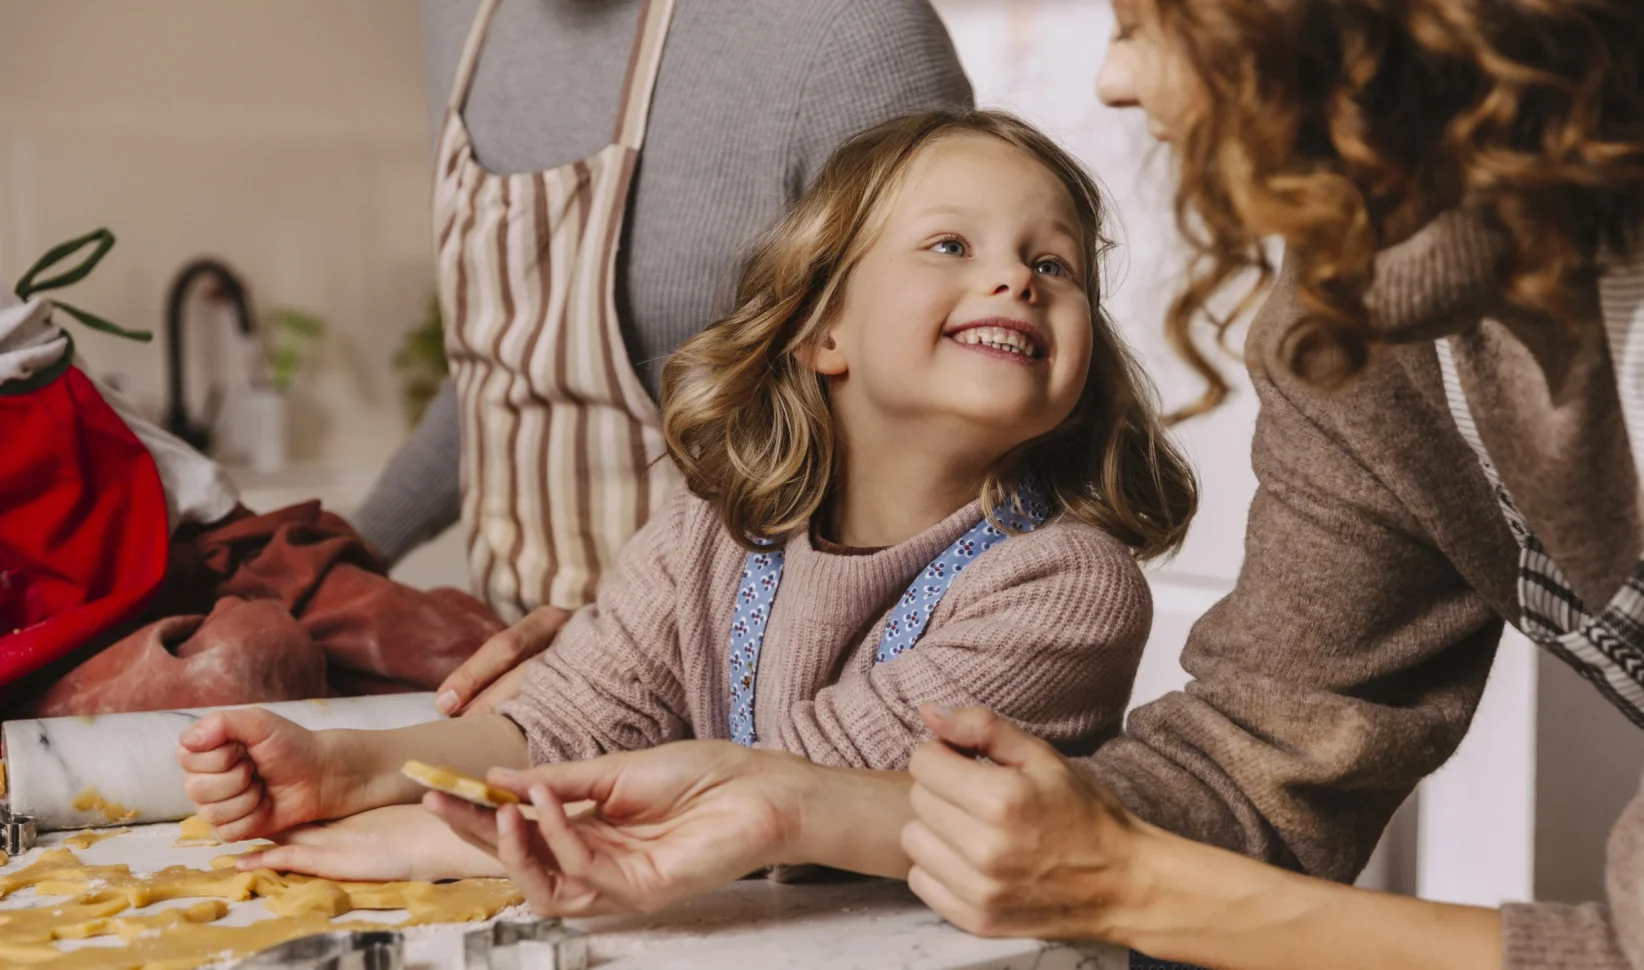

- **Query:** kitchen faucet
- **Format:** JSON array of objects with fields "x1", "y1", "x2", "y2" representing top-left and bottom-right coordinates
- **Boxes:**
[{"x1": 163, "y1": 259, "x2": 254, "y2": 453}]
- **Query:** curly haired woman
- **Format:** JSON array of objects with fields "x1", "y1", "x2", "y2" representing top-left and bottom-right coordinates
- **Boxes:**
[{"x1": 297, "y1": 2, "x2": 1644, "y2": 966}]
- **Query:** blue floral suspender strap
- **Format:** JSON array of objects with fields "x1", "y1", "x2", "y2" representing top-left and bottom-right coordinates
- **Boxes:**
[{"x1": 726, "y1": 482, "x2": 1052, "y2": 747}]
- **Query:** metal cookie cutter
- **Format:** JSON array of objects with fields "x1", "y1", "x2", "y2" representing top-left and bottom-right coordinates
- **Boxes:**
[
  {"x1": 464, "y1": 918, "x2": 589, "y2": 970},
  {"x1": 0, "y1": 802, "x2": 37, "y2": 855},
  {"x1": 240, "y1": 929, "x2": 404, "y2": 970}
]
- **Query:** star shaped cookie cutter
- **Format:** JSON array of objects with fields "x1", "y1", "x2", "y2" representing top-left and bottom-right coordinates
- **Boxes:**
[
  {"x1": 464, "y1": 918, "x2": 589, "y2": 970},
  {"x1": 239, "y1": 928, "x2": 404, "y2": 970}
]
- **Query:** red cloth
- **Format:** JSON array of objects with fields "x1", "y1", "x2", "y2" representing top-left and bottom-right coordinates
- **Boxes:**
[
  {"x1": 0, "y1": 365, "x2": 169, "y2": 689},
  {"x1": 17, "y1": 502, "x2": 505, "y2": 718}
]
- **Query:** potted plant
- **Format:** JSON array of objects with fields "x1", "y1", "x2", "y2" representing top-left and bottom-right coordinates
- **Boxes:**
[
  {"x1": 392, "y1": 294, "x2": 448, "y2": 428},
  {"x1": 240, "y1": 307, "x2": 324, "y2": 472}
]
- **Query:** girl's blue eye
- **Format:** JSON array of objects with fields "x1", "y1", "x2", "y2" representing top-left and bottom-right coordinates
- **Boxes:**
[
  {"x1": 1035, "y1": 258, "x2": 1068, "y2": 277},
  {"x1": 932, "y1": 239, "x2": 967, "y2": 256}
]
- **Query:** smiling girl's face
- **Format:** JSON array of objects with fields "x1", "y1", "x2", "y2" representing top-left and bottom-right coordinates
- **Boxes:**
[
  {"x1": 1096, "y1": 0, "x2": 1203, "y2": 143},
  {"x1": 809, "y1": 132, "x2": 1095, "y2": 464}
]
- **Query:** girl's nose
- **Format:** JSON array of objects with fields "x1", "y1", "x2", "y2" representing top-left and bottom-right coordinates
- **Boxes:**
[{"x1": 989, "y1": 263, "x2": 1039, "y2": 303}]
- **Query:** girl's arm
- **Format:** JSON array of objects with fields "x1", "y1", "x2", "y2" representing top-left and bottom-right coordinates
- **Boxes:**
[
  {"x1": 326, "y1": 713, "x2": 531, "y2": 807},
  {"x1": 770, "y1": 523, "x2": 1149, "y2": 769},
  {"x1": 494, "y1": 494, "x2": 694, "y2": 764}
]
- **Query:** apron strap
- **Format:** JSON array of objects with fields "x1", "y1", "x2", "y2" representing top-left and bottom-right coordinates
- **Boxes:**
[
  {"x1": 612, "y1": 0, "x2": 676, "y2": 151},
  {"x1": 447, "y1": 0, "x2": 504, "y2": 114}
]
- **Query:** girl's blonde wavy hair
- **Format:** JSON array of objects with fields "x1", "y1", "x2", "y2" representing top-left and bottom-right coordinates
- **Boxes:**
[
  {"x1": 1151, "y1": 0, "x2": 1644, "y2": 415},
  {"x1": 662, "y1": 109, "x2": 1197, "y2": 561}
]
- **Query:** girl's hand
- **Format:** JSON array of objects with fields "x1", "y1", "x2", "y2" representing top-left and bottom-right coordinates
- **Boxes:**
[
  {"x1": 903, "y1": 705, "x2": 1146, "y2": 941},
  {"x1": 425, "y1": 740, "x2": 812, "y2": 916},
  {"x1": 175, "y1": 709, "x2": 393, "y2": 842},
  {"x1": 177, "y1": 710, "x2": 340, "y2": 842},
  {"x1": 234, "y1": 804, "x2": 504, "y2": 882}
]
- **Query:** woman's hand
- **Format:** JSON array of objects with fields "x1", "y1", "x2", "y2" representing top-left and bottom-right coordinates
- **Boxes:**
[
  {"x1": 425, "y1": 740, "x2": 820, "y2": 916},
  {"x1": 234, "y1": 804, "x2": 506, "y2": 882},
  {"x1": 905, "y1": 706, "x2": 1507, "y2": 970},
  {"x1": 902, "y1": 705, "x2": 1146, "y2": 941},
  {"x1": 437, "y1": 606, "x2": 571, "y2": 716}
]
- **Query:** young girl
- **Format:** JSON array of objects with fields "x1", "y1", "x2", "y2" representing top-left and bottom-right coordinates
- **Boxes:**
[{"x1": 176, "y1": 109, "x2": 1197, "y2": 874}]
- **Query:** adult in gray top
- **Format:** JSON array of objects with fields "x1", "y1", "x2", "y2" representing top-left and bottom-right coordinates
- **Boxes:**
[{"x1": 352, "y1": 0, "x2": 974, "y2": 568}]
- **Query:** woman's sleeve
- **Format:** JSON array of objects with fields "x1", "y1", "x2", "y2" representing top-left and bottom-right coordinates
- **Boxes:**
[
  {"x1": 784, "y1": 0, "x2": 975, "y2": 193},
  {"x1": 1073, "y1": 268, "x2": 1512, "y2": 883},
  {"x1": 350, "y1": 379, "x2": 463, "y2": 566}
]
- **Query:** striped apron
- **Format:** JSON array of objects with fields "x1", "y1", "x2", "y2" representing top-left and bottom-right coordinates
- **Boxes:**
[
  {"x1": 1436, "y1": 249, "x2": 1644, "y2": 727},
  {"x1": 434, "y1": 0, "x2": 682, "y2": 622}
]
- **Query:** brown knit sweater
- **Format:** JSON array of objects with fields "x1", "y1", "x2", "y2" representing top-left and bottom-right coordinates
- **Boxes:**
[
  {"x1": 1078, "y1": 210, "x2": 1643, "y2": 968},
  {"x1": 498, "y1": 489, "x2": 1151, "y2": 770}
]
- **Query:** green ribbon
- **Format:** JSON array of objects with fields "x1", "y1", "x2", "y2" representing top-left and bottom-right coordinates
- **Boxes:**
[{"x1": 13, "y1": 228, "x2": 152, "y2": 343}]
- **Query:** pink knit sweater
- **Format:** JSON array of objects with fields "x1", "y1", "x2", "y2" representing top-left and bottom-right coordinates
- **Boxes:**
[{"x1": 499, "y1": 489, "x2": 1151, "y2": 769}]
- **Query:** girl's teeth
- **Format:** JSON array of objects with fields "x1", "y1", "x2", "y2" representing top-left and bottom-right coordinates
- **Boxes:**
[{"x1": 953, "y1": 326, "x2": 1039, "y2": 357}]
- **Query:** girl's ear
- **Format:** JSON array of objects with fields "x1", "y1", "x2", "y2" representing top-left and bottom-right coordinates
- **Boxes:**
[{"x1": 802, "y1": 331, "x2": 848, "y2": 377}]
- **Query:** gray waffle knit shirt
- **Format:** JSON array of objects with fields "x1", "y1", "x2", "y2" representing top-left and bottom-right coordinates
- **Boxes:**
[{"x1": 352, "y1": 0, "x2": 974, "y2": 564}]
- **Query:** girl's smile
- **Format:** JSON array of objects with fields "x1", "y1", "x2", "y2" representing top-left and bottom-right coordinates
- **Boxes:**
[{"x1": 943, "y1": 317, "x2": 1048, "y2": 363}]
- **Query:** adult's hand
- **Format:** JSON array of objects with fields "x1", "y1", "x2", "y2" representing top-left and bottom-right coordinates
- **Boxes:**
[
  {"x1": 903, "y1": 705, "x2": 1148, "y2": 941},
  {"x1": 437, "y1": 605, "x2": 571, "y2": 715},
  {"x1": 426, "y1": 740, "x2": 840, "y2": 916},
  {"x1": 907, "y1": 706, "x2": 1510, "y2": 970}
]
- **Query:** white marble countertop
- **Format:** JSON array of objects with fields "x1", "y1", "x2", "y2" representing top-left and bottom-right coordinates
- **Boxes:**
[{"x1": 0, "y1": 822, "x2": 1129, "y2": 969}]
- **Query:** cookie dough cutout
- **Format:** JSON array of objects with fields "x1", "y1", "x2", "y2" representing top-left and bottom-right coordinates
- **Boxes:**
[
  {"x1": 0, "y1": 847, "x2": 522, "y2": 967},
  {"x1": 34, "y1": 862, "x2": 267, "y2": 907},
  {"x1": 172, "y1": 816, "x2": 219, "y2": 848},
  {"x1": 62, "y1": 828, "x2": 130, "y2": 850},
  {"x1": 266, "y1": 878, "x2": 353, "y2": 918},
  {"x1": 401, "y1": 878, "x2": 524, "y2": 925},
  {"x1": 401, "y1": 760, "x2": 519, "y2": 808},
  {"x1": 109, "y1": 899, "x2": 229, "y2": 944},
  {"x1": 44, "y1": 912, "x2": 355, "y2": 970},
  {"x1": 0, "y1": 849, "x2": 130, "y2": 900},
  {"x1": 70, "y1": 788, "x2": 139, "y2": 824},
  {"x1": 0, "y1": 894, "x2": 130, "y2": 944}
]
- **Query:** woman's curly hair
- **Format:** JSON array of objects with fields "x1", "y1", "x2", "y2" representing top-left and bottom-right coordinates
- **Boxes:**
[
  {"x1": 662, "y1": 109, "x2": 1197, "y2": 561},
  {"x1": 1153, "y1": 0, "x2": 1644, "y2": 415}
]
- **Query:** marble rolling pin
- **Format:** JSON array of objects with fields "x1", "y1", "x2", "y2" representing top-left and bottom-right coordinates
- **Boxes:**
[{"x1": 2, "y1": 694, "x2": 443, "y2": 831}]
